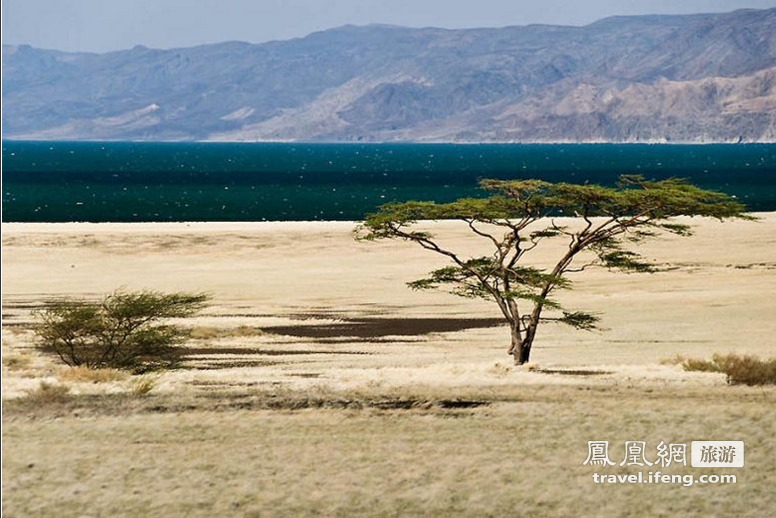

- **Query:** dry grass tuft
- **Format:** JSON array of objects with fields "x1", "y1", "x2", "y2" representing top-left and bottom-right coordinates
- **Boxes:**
[
  {"x1": 3, "y1": 353, "x2": 34, "y2": 371},
  {"x1": 681, "y1": 353, "x2": 776, "y2": 385},
  {"x1": 21, "y1": 381, "x2": 72, "y2": 405},
  {"x1": 130, "y1": 377, "x2": 157, "y2": 396},
  {"x1": 188, "y1": 325, "x2": 264, "y2": 340},
  {"x1": 58, "y1": 366, "x2": 129, "y2": 383},
  {"x1": 487, "y1": 362, "x2": 513, "y2": 376},
  {"x1": 659, "y1": 354, "x2": 688, "y2": 366}
]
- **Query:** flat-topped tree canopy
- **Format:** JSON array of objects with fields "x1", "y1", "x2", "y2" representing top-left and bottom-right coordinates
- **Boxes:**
[
  {"x1": 363, "y1": 175, "x2": 748, "y2": 233},
  {"x1": 358, "y1": 175, "x2": 751, "y2": 365}
]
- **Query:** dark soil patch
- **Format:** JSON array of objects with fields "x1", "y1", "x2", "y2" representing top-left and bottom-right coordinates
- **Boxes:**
[
  {"x1": 189, "y1": 380, "x2": 262, "y2": 387},
  {"x1": 3, "y1": 392, "x2": 491, "y2": 418},
  {"x1": 269, "y1": 338, "x2": 428, "y2": 344},
  {"x1": 536, "y1": 369, "x2": 612, "y2": 376},
  {"x1": 181, "y1": 347, "x2": 370, "y2": 356},
  {"x1": 200, "y1": 312, "x2": 276, "y2": 318},
  {"x1": 2, "y1": 303, "x2": 52, "y2": 311},
  {"x1": 1, "y1": 320, "x2": 28, "y2": 326},
  {"x1": 263, "y1": 317, "x2": 504, "y2": 339},
  {"x1": 188, "y1": 360, "x2": 280, "y2": 370},
  {"x1": 254, "y1": 395, "x2": 491, "y2": 411},
  {"x1": 437, "y1": 399, "x2": 490, "y2": 409}
]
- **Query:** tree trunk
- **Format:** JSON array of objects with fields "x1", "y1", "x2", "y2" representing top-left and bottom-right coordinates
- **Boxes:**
[
  {"x1": 512, "y1": 339, "x2": 532, "y2": 364},
  {"x1": 513, "y1": 325, "x2": 537, "y2": 365},
  {"x1": 516, "y1": 339, "x2": 532, "y2": 364},
  {"x1": 509, "y1": 325, "x2": 521, "y2": 357},
  {"x1": 511, "y1": 246, "x2": 576, "y2": 365}
]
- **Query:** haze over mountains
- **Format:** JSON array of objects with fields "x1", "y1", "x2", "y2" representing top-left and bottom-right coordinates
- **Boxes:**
[{"x1": 3, "y1": 8, "x2": 775, "y2": 142}]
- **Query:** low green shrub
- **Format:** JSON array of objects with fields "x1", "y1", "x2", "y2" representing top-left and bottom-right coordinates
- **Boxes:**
[
  {"x1": 681, "y1": 354, "x2": 776, "y2": 385},
  {"x1": 34, "y1": 290, "x2": 209, "y2": 373}
]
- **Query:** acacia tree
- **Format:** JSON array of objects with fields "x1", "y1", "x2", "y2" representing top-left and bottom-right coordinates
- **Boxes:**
[
  {"x1": 35, "y1": 291, "x2": 209, "y2": 372},
  {"x1": 358, "y1": 175, "x2": 749, "y2": 364}
]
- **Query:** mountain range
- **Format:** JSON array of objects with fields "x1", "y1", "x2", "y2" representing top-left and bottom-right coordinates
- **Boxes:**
[{"x1": 3, "y1": 8, "x2": 776, "y2": 142}]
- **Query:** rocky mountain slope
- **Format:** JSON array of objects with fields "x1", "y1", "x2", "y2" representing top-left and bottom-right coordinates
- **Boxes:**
[{"x1": 3, "y1": 8, "x2": 775, "y2": 142}]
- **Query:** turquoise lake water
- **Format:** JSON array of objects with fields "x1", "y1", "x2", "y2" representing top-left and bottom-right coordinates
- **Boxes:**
[{"x1": 3, "y1": 141, "x2": 775, "y2": 222}]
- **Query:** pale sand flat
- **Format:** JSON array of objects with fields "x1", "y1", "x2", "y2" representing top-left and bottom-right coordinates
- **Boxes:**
[{"x1": 3, "y1": 214, "x2": 775, "y2": 395}]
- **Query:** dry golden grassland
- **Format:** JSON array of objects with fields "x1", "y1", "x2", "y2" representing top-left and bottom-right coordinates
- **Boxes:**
[{"x1": 3, "y1": 216, "x2": 776, "y2": 516}]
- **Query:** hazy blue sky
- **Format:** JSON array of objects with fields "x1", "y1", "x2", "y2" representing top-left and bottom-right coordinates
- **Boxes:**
[{"x1": 3, "y1": 0, "x2": 774, "y2": 52}]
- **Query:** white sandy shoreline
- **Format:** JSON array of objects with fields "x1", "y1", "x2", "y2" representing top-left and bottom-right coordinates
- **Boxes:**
[
  {"x1": 3, "y1": 211, "x2": 774, "y2": 233},
  {"x1": 2, "y1": 220, "x2": 362, "y2": 233}
]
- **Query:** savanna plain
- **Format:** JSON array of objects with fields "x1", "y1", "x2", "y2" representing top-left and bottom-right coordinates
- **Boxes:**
[{"x1": 2, "y1": 216, "x2": 776, "y2": 517}]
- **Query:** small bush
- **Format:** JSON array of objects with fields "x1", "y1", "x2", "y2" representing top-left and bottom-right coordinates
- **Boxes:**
[
  {"x1": 681, "y1": 354, "x2": 776, "y2": 385},
  {"x1": 58, "y1": 366, "x2": 128, "y2": 383},
  {"x1": 34, "y1": 290, "x2": 209, "y2": 373},
  {"x1": 681, "y1": 357, "x2": 723, "y2": 373}
]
